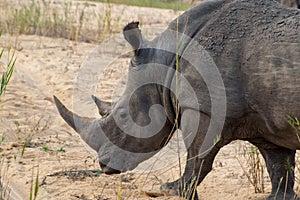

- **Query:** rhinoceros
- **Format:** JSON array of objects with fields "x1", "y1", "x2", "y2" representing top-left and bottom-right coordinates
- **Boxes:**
[{"x1": 54, "y1": 0, "x2": 300, "y2": 199}]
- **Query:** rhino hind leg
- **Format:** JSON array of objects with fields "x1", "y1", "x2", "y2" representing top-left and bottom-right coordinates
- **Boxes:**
[{"x1": 256, "y1": 145, "x2": 298, "y2": 200}]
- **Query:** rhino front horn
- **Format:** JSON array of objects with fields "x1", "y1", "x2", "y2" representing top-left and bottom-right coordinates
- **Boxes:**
[
  {"x1": 53, "y1": 95, "x2": 94, "y2": 133},
  {"x1": 91, "y1": 95, "x2": 112, "y2": 117}
]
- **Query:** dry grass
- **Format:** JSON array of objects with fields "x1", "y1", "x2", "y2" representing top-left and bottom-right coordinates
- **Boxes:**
[
  {"x1": 237, "y1": 143, "x2": 266, "y2": 194},
  {"x1": 91, "y1": 0, "x2": 192, "y2": 11},
  {"x1": 0, "y1": 0, "x2": 122, "y2": 43}
]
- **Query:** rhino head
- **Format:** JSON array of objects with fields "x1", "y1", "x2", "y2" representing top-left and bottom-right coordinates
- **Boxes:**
[{"x1": 54, "y1": 22, "x2": 177, "y2": 174}]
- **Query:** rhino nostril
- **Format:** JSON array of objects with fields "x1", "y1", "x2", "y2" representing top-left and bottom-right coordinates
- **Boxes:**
[
  {"x1": 100, "y1": 162, "x2": 121, "y2": 175},
  {"x1": 99, "y1": 162, "x2": 107, "y2": 169}
]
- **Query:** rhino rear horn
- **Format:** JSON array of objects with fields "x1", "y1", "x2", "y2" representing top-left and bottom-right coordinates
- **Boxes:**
[
  {"x1": 53, "y1": 96, "x2": 94, "y2": 132},
  {"x1": 91, "y1": 95, "x2": 112, "y2": 117},
  {"x1": 123, "y1": 21, "x2": 143, "y2": 52}
]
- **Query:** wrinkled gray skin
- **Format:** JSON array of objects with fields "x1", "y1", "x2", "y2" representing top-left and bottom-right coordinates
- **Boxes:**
[{"x1": 54, "y1": 0, "x2": 300, "y2": 199}]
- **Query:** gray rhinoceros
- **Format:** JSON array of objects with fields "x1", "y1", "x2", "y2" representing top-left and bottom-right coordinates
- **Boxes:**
[{"x1": 54, "y1": 0, "x2": 300, "y2": 199}]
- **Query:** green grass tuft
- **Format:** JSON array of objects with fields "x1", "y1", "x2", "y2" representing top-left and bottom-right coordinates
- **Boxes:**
[
  {"x1": 90, "y1": 0, "x2": 192, "y2": 11},
  {"x1": 0, "y1": 30, "x2": 16, "y2": 97}
]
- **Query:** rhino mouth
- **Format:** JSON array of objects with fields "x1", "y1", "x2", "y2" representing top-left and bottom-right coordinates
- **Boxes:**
[{"x1": 100, "y1": 162, "x2": 121, "y2": 175}]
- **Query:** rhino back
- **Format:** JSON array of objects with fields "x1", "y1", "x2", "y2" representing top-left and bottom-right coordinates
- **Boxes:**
[
  {"x1": 242, "y1": 14, "x2": 300, "y2": 133},
  {"x1": 236, "y1": 1, "x2": 300, "y2": 133},
  {"x1": 172, "y1": 0, "x2": 299, "y2": 130}
]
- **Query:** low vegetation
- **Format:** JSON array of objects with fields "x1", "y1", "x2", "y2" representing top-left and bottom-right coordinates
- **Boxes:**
[
  {"x1": 288, "y1": 116, "x2": 300, "y2": 141},
  {"x1": 0, "y1": 0, "x2": 122, "y2": 43},
  {"x1": 0, "y1": 0, "x2": 192, "y2": 43},
  {"x1": 0, "y1": 30, "x2": 15, "y2": 97},
  {"x1": 288, "y1": 116, "x2": 300, "y2": 195},
  {"x1": 237, "y1": 144, "x2": 265, "y2": 194},
  {"x1": 0, "y1": 29, "x2": 16, "y2": 151},
  {"x1": 0, "y1": 28, "x2": 16, "y2": 199},
  {"x1": 92, "y1": 0, "x2": 192, "y2": 11}
]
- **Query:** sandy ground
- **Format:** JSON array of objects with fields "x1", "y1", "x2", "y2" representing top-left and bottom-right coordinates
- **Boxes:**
[{"x1": 0, "y1": 1, "x2": 299, "y2": 200}]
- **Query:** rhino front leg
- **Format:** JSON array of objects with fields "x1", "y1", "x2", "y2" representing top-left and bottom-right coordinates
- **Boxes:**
[
  {"x1": 161, "y1": 109, "x2": 228, "y2": 199},
  {"x1": 160, "y1": 146, "x2": 221, "y2": 200},
  {"x1": 256, "y1": 146, "x2": 297, "y2": 200}
]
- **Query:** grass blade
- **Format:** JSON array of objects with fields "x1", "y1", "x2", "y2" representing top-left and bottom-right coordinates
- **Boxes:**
[{"x1": 34, "y1": 166, "x2": 39, "y2": 200}]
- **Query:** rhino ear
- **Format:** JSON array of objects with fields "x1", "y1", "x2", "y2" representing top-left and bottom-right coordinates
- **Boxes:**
[{"x1": 123, "y1": 21, "x2": 143, "y2": 53}]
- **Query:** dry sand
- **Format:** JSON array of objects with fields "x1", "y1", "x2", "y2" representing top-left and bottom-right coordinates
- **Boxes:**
[{"x1": 0, "y1": 1, "x2": 299, "y2": 199}]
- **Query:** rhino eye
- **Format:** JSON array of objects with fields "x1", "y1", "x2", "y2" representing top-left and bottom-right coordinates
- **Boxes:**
[
  {"x1": 115, "y1": 108, "x2": 128, "y2": 122},
  {"x1": 120, "y1": 112, "x2": 127, "y2": 119}
]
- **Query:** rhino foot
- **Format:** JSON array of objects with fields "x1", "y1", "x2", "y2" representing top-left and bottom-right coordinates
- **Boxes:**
[
  {"x1": 160, "y1": 179, "x2": 199, "y2": 200},
  {"x1": 267, "y1": 192, "x2": 299, "y2": 200}
]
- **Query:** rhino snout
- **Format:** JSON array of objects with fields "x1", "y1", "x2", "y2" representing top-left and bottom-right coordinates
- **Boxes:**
[{"x1": 99, "y1": 162, "x2": 121, "y2": 175}]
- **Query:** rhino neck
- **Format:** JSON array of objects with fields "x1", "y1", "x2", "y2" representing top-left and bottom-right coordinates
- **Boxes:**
[{"x1": 161, "y1": 62, "x2": 177, "y2": 125}]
